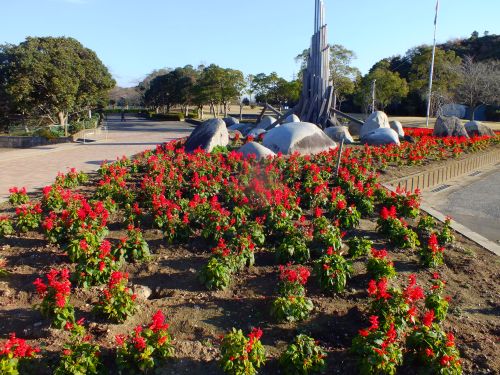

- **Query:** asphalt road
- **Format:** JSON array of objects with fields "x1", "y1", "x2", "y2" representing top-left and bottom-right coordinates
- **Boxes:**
[{"x1": 430, "y1": 168, "x2": 500, "y2": 243}]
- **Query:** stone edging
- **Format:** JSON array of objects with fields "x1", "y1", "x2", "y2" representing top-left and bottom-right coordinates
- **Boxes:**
[{"x1": 387, "y1": 148, "x2": 500, "y2": 192}]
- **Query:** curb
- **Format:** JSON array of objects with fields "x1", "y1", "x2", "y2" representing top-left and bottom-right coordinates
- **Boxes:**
[
  {"x1": 387, "y1": 148, "x2": 500, "y2": 192},
  {"x1": 383, "y1": 183, "x2": 500, "y2": 256}
]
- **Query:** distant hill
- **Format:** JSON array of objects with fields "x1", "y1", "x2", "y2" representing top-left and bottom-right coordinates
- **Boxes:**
[{"x1": 439, "y1": 33, "x2": 500, "y2": 62}]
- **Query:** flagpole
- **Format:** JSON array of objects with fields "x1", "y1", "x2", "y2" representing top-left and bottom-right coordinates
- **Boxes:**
[{"x1": 426, "y1": 0, "x2": 439, "y2": 128}]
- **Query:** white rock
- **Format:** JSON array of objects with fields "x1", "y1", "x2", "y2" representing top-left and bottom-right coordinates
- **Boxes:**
[
  {"x1": 238, "y1": 142, "x2": 276, "y2": 160},
  {"x1": 255, "y1": 115, "x2": 276, "y2": 130},
  {"x1": 361, "y1": 128, "x2": 400, "y2": 146},
  {"x1": 360, "y1": 111, "x2": 390, "y2": 139},
  {"x1": 324, "y1": 126, "x2": 355, "y2": 144},
  {"x1": 263, "y1": 122, "x2": 337, "y2": 155},
  {"x1": 464, "y1": 121, "x2": 495, "y2": 137},
  {"x1": 389, "y1": 120, "x2": 405, "y2": 138},
  {"x1": 184, "y1": 118, "x2": 229, "y2": 152},
  {"x1": 283, "y1": 114, "x2": 300, "y2": 123}
]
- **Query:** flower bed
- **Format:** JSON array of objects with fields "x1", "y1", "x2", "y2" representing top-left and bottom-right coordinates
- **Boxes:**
[{"x1": 0, "y1": 132, "x2": 499, "y2": 374}]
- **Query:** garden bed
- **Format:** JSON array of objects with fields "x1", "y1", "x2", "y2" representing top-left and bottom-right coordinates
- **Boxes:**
[{"x1": 0, "y1": 133, "x2": 499, "y2": 374}]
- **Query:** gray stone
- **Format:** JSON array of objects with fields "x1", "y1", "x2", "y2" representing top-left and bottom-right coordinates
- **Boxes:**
[
  {"x1": 228, "y1": 122, "x2": 253, "y2": 135},
  {"x1": 132, "y1": 285, "x2": 152, "y2": 300},
  {"x1": 184, "y1": 118, "x2": 229, "y2": 153},
  {"x1": 389, "y1": 120, "x2": 405, "y2": 138},
  {"x1": 360, "y1": 111, "x2": 390, "y2": 139},
  {"x1": 324, "y1": 126, "x2": 354, "y2": 144},
  {"x1": 284, "y1": 114, "x2": 301, "y2": 123},
  {"x1": 464, "y1": 121, "x2": 495, "y2": 137},
  {"x1": 246, "y1": 128, "x2": 267, "y2": 138},
  {"x1": 361, "y1": 128, "x2": 400, "y2": 146},
  {"x1": 263, "y1": 122, "x2": 337, "y2": 155},
  {"x1": 238, "y1": 142, "x2": 276, "y2": 160},
  {"x1": 433, "y1": 116, "x2": 469, "y2": 138},
  {"x1": 348, "y1": 121, "x2": 361, "y2": 136},
  {"x1": 255, "y1": 115, "x2": 277, "y2": 130},
  {"x1": 403, "y1": 135, "x2": 416, "y2": 143},
  {"x1": 223, "y1": 116, "x2": 239, "y2": 126}
]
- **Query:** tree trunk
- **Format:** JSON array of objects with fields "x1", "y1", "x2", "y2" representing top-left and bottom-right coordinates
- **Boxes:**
[
  {"x1": 58, "y1": 112, "x2": 67, "y2": 136},
  {"x1": 470, "y1": 106, "x2": 476, "y2": 121},
  {"x1": 239, "y1": 104, "x2": 243, "y2": 121},
  {"x1": 185, "y1": 105, "x2": 189, "y2": 117},
  {"x1": 224, "y1": 103, "x2": 228, "y2": 117}
]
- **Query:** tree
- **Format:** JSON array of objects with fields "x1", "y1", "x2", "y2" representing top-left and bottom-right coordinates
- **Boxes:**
[
  {"x1": 355, "y1": 63, "x2": 409, "y2": 112},
  {"x1": 295, "y1": 44, "x2": 361, "y2": 110},
  {"x1": 407, "y1": 46, "x2": 462, "y2": 99},
  {"x1": 453, "y1": 56, "x2": 500, "y2": 120},
  {"x1": 329, "y1": 44, "x2": 362, "y2": 110},
  {"x1": 0, "y1": 37, "x2": 115, "y2": 135}
]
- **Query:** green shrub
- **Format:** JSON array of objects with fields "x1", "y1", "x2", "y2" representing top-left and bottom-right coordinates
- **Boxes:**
[{"x1": 279, "y1": 334, "x2": 326, "y2": 375}]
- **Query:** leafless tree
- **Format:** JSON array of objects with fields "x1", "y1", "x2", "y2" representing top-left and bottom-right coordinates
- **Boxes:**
[{"x1": 453, "y1": 56, "x2": 500, "y2": 120}]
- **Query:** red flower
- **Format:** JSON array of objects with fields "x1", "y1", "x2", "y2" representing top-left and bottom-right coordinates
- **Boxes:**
[{"x1": 423, "y1": 310, "x2": 435, "y2": 327}]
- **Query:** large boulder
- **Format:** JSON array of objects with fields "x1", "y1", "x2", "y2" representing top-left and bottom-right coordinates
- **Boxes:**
[
  {"x1": 389, "y1": 120, "x2": 405, "y2": 138},
  {"x1": 238, "y1": 142, "x2": 276, "y2": 160},
  {"x1": 324, "y1": 126, "x2": 355, "y2": 144},
  {"x1": 360, "y1": 111, "x2": 390, "y2": 139},
  {"x1": 263, "y1": 122, "x2": 337, "y2": 155},
  {"x1": 283, "y1": 114, "x2": 300, "y2": 124},
  {"x1": 223, "y1": 116, "x2": 239, "y2": 126},
  {"x1": 255, "y1": 115, "x2": 277, "y2": 130},
  {"x1": 184, "y1": 118, "x2": 229, "y2": 153},
  {"x1": 361, "y1": 128, "x2": 400, "y2": 146},
  {"x1": 464, "y1": 121, "x2": 495, "y2": 137},
  {"x1": 433, "y1": 116, "x2": 469, "y2": 138}
]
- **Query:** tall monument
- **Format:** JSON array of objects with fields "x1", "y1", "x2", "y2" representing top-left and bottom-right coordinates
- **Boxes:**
[{"x1": 296, "y1": 0, "x2": 333, "y2": 128}]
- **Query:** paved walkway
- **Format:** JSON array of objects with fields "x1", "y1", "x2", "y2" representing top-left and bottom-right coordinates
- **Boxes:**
[
  {"x1": 0, "y1": 115, "x2": 193, "y2": 202},
  {"x1": 423, "y1": 165, "x2": 500, "y2": 244}
]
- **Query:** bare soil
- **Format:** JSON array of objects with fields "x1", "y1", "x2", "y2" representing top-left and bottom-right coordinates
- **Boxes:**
[{"x1": 0, "y1": 150, "x2": 499, "y2": 374}]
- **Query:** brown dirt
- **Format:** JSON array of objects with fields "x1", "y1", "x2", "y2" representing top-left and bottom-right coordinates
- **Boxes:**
[{"x1": 0, "y1": 153, "x2": 499, "y2": 374}]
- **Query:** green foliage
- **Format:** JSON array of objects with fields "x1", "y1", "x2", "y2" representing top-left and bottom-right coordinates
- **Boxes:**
[
  {"x1": 315, "y1": 252, "x2": 352, "y2": 293},
  {"x1": 351, "y1": 323, "x2": 403, "y2": 375},
  {"x1": 279, "y1": 334, "x2": 326, "y2": 375},
  {"x1": 347, "y1": 236, "x2": 373, "y2": 259},
  {"x1": 54, "y1": 322, "x2": 102, "y2": 375},
  {"x1": 0, "y1": 216, "x2": 14, "y2": 237},
  {"x1": 366, "y1": 249, "x2": 396, "y2": 280},
  {"x1": 406, "y1": 324, "x2": 462, "y2": 374},
  {"x1": 115, "y1": 226, "x2": 150, "y2": 262},
  {"x1": 417, "y1": 215, "x2": 436, "y2": 235},
  {"x1": 93, "y1": 271, "x2": 137, "y2": 323},
  {"x1": 199, "y1": 256, "x2": 232, "y2": 290},
  {"x1": 275, "y1": 232, "x2": 310, "y2": 264},
  {"x1": 271, "y1": 296, "x2": 314, "y2": 323},
  {"x1": 355, "y1": 61, "x2": 409, "y2": 110},
  {"x1": 219, "y1": 328, "x2": 266, "y2": 375},
  {"x1": 0, "y1": 37, "x2": 115, "y2": 134},
  {"x1": 116, "y1": 310, "x2": 174, "y2": 373}
]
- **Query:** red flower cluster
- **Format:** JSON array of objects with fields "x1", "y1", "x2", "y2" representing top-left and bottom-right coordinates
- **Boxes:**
[
  {"x1": 279, "y1": 264, "x2": 310, "y2": 285},
  {"x1": 246, "y1": 327, "x2": 263, "y2": 353},
  {"x1": 367, "y1": 278, "x2": 391, "y2": 300},
  {"x1": 370, "y1": 248, "x2": 388, "y2": 259},
  {"x1": 33, "y1": 269, "x2": 71, "y2": 308},
  {"x1": 0, "y1": 333, "x2": 39, "y2": 358},
  {"x1": 380, "y1": 206, "x2": 397, "y2": 220}
]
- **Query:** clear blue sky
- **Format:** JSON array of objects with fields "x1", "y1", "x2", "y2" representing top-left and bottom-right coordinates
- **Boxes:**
[{"x1": 2, "y1": 0, "x2": 499, "y2": 87}]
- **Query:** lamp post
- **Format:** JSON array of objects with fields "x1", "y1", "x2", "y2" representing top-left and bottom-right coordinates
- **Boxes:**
[{"x1": 371, "y1": 79, "x2": 377, "y2": 113}]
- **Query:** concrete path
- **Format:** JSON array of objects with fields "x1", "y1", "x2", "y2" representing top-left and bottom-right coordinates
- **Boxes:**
[
  {"x1": 0, "y1": 115, "x2": 193, "y2": 202},
  {"x1": 423, "y1": 164, "x2": 500, "y2": 244}
]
